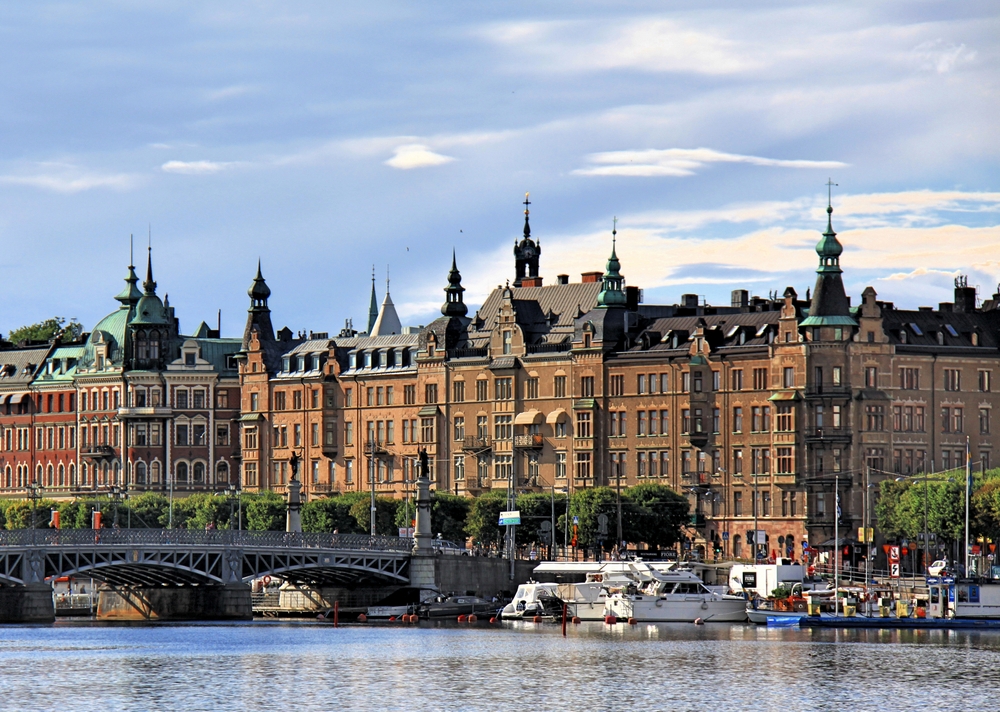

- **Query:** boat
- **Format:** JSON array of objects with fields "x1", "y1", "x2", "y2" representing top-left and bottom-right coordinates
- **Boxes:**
[
  {"x1": 419, "y1": 595, "x2": 497, "y2": 619},
  {"x1": 604, "y1": 562, "x2": 748, "y2": 623},
  {"x1": 500, "y1": 582, "x2": 562, "y2": 620},
  {"x1": 555, "y1": 570, "x2": 636, "y2": 621}
]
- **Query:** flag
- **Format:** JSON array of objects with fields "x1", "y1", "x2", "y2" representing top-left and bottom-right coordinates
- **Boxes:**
[{"x1": 836, "y1": 491, "x2": 841, "y2": 519}]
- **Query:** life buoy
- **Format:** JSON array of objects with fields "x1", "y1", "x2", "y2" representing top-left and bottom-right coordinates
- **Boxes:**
[
  {"x1": 263, "y1": 575, "x2": 272, "y2": 586},
  {"x1": 594, "y1": 574, "x2": 603, "y2": 583}
]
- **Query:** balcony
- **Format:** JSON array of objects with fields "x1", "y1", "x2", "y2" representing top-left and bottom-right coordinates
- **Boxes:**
[
  {"x1": 513, "y1": 434, "x2": 544, "y2": 449},
  {"x1": 117, "y1": 406, "x2": 172, "y2": 419},
  {"x1": 689, "y1": 513, "x2": 707, "y2": 528},
  {"x1": 462, "y1": 436, "x2": 492, "y2": 454},
  {"x1": 81, "y1": 445, "x2": 117, "y2": 460},
  {"x1": 804, "y1": 386, "x2": 852, "y2": 400},
  {"x1": 804, "y1": 427, "x2": 852, "y2": 444},
  {"x1": 364, "y1": 440, "x2": 390, "y2": 455},
  {"x1": 685, "y1": 430, "x2": 709, "y2": 449}
]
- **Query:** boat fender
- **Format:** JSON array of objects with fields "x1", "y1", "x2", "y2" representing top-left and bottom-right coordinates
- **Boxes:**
[
  {"x1": 532, "y1": 615, "x2": 542, "y2": 623},
  {"x1": 655, "y1": 599, "x2": 664, "y2": 607},
  {"x1": 572, "y1": 617, "x2": 581, "y2": 624},
  {"x1": 457, "y1": 614, "x2": 467, "y2": 622},
  {"x1": 357, "y1": 613, "x2": 367, "y2": 622},
  {"x1": 489, "y1": 617, "x2": 497, "y2": 624},
  {"x1": 701, "y1": 602, "x2": 709, "y2": 610},
  {"x1": 468, "y1": 614, "x2": 477, "y2": 623},
  {"x1": 628, "y1": 617, "x2": 637, "y2": 625},
  {"x1": 262, "y1": 575, "x2": 272, "y2": 586},
  {"x1": 694, "y1": 617, "x2": 705, "y2": 625}
]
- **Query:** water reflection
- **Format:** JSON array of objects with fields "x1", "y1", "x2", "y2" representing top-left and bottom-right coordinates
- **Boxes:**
[{"x1": 0, "y1": 621, "x2": 996, "y2": 710}]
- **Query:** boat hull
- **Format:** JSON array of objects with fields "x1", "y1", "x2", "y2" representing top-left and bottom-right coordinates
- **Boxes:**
[{"x1": 606, "y1": 595, "x2": 748, "y2": 623}]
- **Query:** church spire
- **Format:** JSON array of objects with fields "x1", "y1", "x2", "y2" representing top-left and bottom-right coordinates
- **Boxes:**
[
  {"x1": 597, "y1": 218, "x2": 627, "y2": 308},
  {"x1": 367, "y1": 265, "x2": 379, "y2": 334},
  {"x1": 115, "y1": 234, "x2": 143, "y2": 306},
  {"x1": 242, "y1": 259, "x2": 275, "y2": 352},
  {"x1": 801, "y1": 180, "x2": 856, "y2": 329},
  {"x1": 143, "y1": 246, "x2": 157, "y2": 295},
  {"x1": 514, "y1": 192, "x2": 541, "y2": 287},
  {"x1": 442, "y1": 249, "x2": 468, "y2": 317}
]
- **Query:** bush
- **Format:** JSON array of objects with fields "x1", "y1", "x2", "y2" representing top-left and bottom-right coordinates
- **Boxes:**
[
  {"x1": 302, "y1": 497, "x2": 362, "y2": 533},
  {"x1": 245, "y1": 491, "x2": 286, "y2": 531}
]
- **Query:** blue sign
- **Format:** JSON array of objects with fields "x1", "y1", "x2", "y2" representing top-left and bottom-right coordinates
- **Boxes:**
[
  {"x1": 722, "y1": 532, "x2": 730, "y2": 540},
  {"x1": 572, "y1": 516, "x2": 579, "y2": 525}
]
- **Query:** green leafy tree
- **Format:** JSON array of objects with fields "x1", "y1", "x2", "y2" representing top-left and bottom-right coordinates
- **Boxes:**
[
  {"x1": 568, "y1": 487, "x2": 624, "y2": 551},
  {"x1": 876, "y1": 480, "x2": 911, "y2": 540},
  {"x1": 303, "y1": 497, "x2": 362, "y2": 533},
  {"x1": 244, "y1": 491, "x2": 286, "y2": 531},
  {"x1": 624, "y1": 483, "x2": 690, "y2": 548},
  {"x1": 394, "y1": 492, "x2": 471, "y2": 544},
  {"x1": 126, "y1": 492, "x2": 169, "y2": 529},
  {"x1": 4, "y1": 498, "x2": 58, "y2": 529},
  {"x1": 8, "y1": 317, "x2": 82, "y2": 344},
  {"x1": 349, "y1": 495, "x2": 399, "y2": 535},
  {"x1": 465, "y1": 490, "x2": 507, "y2": 550}
]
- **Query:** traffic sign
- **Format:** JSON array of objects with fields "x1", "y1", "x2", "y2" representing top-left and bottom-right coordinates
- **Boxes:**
[
  {"x1": 498, "y1": 510, "x2": 521, "y2": 526},
  {"x1": 890, "y1": 563, "x2": 900, "y2": 578},
  {"x1": 572, "y1": 516, "x2": 579, "y2": 525},
  {"x1": 722, "y1": 531, "x2": 730, "y2": 540}
]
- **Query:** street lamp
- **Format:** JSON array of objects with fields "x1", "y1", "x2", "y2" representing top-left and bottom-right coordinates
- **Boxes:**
[
  {"x1": 27, "y1": 481, "x2": 43, "y2": 531},
  {"x1": 109, "y1": 485, "x2": 121, "y2": 528}
]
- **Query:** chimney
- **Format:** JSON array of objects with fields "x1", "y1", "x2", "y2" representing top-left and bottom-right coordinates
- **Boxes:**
[
  {"x1": 954, "y1": 275, "x2": 977, "y2": 312},
  {"x1": 625, "y1": 286, "x2": 641, "y2": 311},
  {"x1": 681, "y1": 294, "x2": 699, "y2": 308},
  {"x1": 581, "y1": 271, "x2": 602, "y2": 283},
  {"x1": 520, "y1": 277, "x2": 543, "y2": 288},
  {"x1": 557, "y1": 274, "x2": 569, "y2": 285},
  {"x1": 731, "y1": 289, "x2": 749, "y2": 309}
]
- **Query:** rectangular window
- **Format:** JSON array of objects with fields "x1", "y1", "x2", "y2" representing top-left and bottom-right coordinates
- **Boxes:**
[
  {"x1": 610, "y1": 374, "x2": 624, "y2": 397},
  {"x1": 344, "y1": 388, "x2": 353, "y2": 407},
  {"x1": 493, "y1": 415, "x2": 512, "y2": 441},
  {"x1": 454, "y1": 416, "x2": 465, "y2": 441},
  {"x1": 681, "y1": 409, "x2": 691, "y2": 434},
  {"x1": 176, "y1": 424, "x2": 189, "y2": 446},
  {"x1": 648, "y1": 409, "x2": 658, "y2": 436},
  {"x1": 832, "y1": 404, "x2": 843, "y2": 428},
  {"x1": 638, "y1": 374, "x2": 647, "y2": 395},
  {"x1": 777, "y1": 447, "x2": 793, "y2": 474},
  {"x1": 681, "y1": 450, "x2": 691, "y2": 474},
  {"x1": 502, "y1": 330, "x2": 512, "y2": 355},
  {"x1": 494, "y1": 378, "x2": 512, "y2": 401},
  {"x1": 420, "y1": 417, "x2": 435, "y2": 443},
  {"x1": 274, "y1": 391, "x2": 286, "y2": 410},
  {"x1": 581, "y1": 376, "x2": 595, "y2": 398},
  {"x1": 865, "y1": 367, "x2": 878, "y2": 388},
  {"x1": 345, "y1": 459, "x2": 354, "y2": 484},
  {"x1": 553, "y1": 375, "x2": 566, "y2": 398},
  {"x1": 733, "y1": 406, "x2": 743, "y2": 433},
  {"x1": 637, "y1": 451, "x2": 647, "y2": 478},
  {"x1": 476, "y1": 379, "x2": 489, "y2": 401},
  {"x1": 953, "y1": 407, "x2": 963, "y2": 433},
  {"x1": 556, "y1": 452, "x2": 567, "y2": 479},
  {"x1": 176, "y1": 390, "x2": 189, "y2": 409},
  {"x1": 731, "y1": 369, "x2": 743, "y2": 391},
  {"x1": 762, "y1": 491, "x2": 771, "y2": 517},
  {"x1": 733, "y1": 448, "x2": 743, "y2": 475},
  {"x1": 404, "y1": 385, "x2": 416, "y2": 405},
  {"x1": 576, "y1": 412, "x2": 592, "y2": 438},
  {"x1": 192, "y1": 390, "x2": 205, "y2": 409},
  {"x1": 134, "y1": 424, "x2": 147, "y2": 447},
  {"x1": 751, "y1": 406, "x2": 761, "y2": 432},
  {"x1": 311, "y1": 422, "x2": 320, "y2": 447},
  {"x1": 753, "y1": 368, "x2": 768, "y2": 390},
  {"x1": 783, "y1": 367, "x2": 794, "y2": 389},
  {"x1": 386, "y1": 420, "x2": 395, "y2": 444},
  {"x1": 193, "y1": 423, "x2": 206, "y2": 446},
  {"x1": 610, "y1": 412, "x2": 618, "y2": 437},
  {"x1": 454, "y1": 455, "x2": 465, "y2": 482},
  {"x1": 682, "y1": 372, "x2": 690, "y2": 393},
  {"x1": 453, "y1": 381, "x2": 465, "y2": 403},
  {"x1": 693, "y1": 372, "x2": 702, "y2": 393},
  {"x1": 555, "y1": 420, "x2": 567, "y2": 438},
  {"x1": 944, "y1": 369, "x2": 961, "y2": 391},
  {"x1": 648, "y1": 374, "x2": 658, "y2": 394},
  {"x1": 899, "y1": 367, "x2": 920, "y2": 390},
  {"x1": 425, "y1": 383, "x2": 438, "y2": 404},
  {"x1": 979, "y1": 370, "x2": 991, "y2": 393},
  {"x1": 712, "y1": 370, "x2": 720, "y2": 391},
  {"x1": 638, "y1": 410, "x2": 647, "y2": 436},
  {"x1": 376, "y1": 387, "x2": 384, "y2": 406},
  {"x1": 311, "y1": 389, "x2": 320, "y2": 409},
  {"x1": 214, "y1": 423, "x2": 229, "y2": 446},
  {"x1": 574, "y1": 452, "x2": 592, "y2": 479},
  {"x1": 776, "y1": 404, "x2": 793, "y2": 432},
  {"x1": 660, "y1": 410, "x2": 669, "y2": 437},
  {"x1": 661, "y1": 373, "x2": 670, "y2": 393},
  {"x1": 712, "y1": 408, "x2": 720, "y2": 433},
  {"x1": 293, "y1": 391, "x2": 303, "y2": 410},
  {"x1": 293, "y1": 423, "x2": 302, "y2": 447},
  {"x1": 344, "y1": 422, "x2": 354, "y2": 445},
  {"x1": 250, "y1": 392, "x2": 259, "y2": 412},
  {"x1": 866, "y1": 405, "x2": 885, "y2": 431},
  {"x1": 733, "y1": 491, "x2": 743, "y2": 516},
  {"x1": 981, "y1": 408, "x2": 990, "y2": 435},
  {"x1": 525, "y1": 377, "x2": 539, "y2": 399}
]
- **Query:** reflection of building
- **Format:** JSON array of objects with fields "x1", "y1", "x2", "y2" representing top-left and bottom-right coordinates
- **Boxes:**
[{"x1": 0, "y1": 249, "x2": 242, "y2": 499}]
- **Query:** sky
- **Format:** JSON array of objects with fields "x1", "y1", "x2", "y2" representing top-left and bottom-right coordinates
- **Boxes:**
[{"x1": 0, "y1": 1, "x2": 998, "y2": 338}]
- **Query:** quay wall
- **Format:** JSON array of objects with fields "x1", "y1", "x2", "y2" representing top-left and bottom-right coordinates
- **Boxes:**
[
  {"x1": 0, "y1": 584, "x2": 55, "y2": 623},
  {"x1": 98, "y1": 584, "x2": 252, "y2": 621}
]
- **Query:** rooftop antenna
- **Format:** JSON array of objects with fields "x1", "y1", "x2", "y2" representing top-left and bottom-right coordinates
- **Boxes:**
[
  {"x1": 130, "y1": 234, "x2": 134, "y2": 267},
  {"x1": 386, "y1": 264, "x2": 390, "y2": 294},
  {"x1": 826, "y1": 178, "x2": 838, "y2": 207},
  {"x1": 612, "y1": 216, "x2": 617, "y2": 248}
]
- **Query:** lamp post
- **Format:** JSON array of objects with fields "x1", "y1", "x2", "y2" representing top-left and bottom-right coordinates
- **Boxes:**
[
  {"x1": 28, "y1": 481, "x2": 42, "y2": 530},
  {"x1": 615, "y1": 460, "x2": 623, "y2": 556},
  {"x1": 562, "y1": 487, "x2": 570, "y2": 561},
  {"x1": 110, "y1": 485, "x2": 121, "y2": 528}
]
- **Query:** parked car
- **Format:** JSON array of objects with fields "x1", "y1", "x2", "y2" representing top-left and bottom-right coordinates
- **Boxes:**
[{"x1": 928, "y1": 560, "x2": 949, "y2": 576}]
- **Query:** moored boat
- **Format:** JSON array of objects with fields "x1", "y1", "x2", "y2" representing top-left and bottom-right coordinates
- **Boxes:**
[{"x1": 604, "y1": 563, "x2": 747, "y2": 623}]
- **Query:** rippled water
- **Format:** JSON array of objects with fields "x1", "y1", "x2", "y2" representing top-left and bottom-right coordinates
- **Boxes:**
[{"x1": 0, "y1": 620, "x2": 997, "y2": 711}]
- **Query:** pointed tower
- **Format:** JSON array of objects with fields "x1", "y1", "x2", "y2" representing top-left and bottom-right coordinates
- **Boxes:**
[
  {"x1": 801, "y1": 184, "x2": 856, "y2": 329},
  {"x1": 242, "y1": 260, "x2": 276, "y2": 351},
  {"x1": 114, "y1": 239, "x2": 142, "y2": 309},
  {"x1": 371, "y1": 271, "x2": 402, "y2": 336},
  {"x1": 514, "y1": 192, "x2": 541, "y2": 286},
  {"x1": 132, "y1": 248, "x2": 171, "y2": 326},
  {"x1": 597, "y1": 219, "x2": 627, "y2": 308},
  {"x1": 367, "y1": 266, "x2": 379, "y2": 334},
  {"x1": 441, "y1": 249, "x2": 468, "y2": 317}
]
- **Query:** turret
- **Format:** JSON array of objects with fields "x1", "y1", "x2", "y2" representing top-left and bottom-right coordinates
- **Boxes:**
[
  {"x1": 597, "y1": 219, "x2": 627, "y2": 308},
  {"x1": 441, "y1": 250, "x2": 468, "y2": 317},
  {"x1": 514, "y1": 192, "x2": 541, "y2": 287},
  {"x1": 242, "y1": 260, "x2": 276, "y2": 351},
  {"x1": 801, "y1": 182, "x2": 856, "y2": 329}
]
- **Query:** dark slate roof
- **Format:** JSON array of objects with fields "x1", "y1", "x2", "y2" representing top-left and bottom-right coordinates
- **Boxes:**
[
  {"x1": 881, "y1": 308, "x2": 1000, "y2": 352},
  {"x1": 0, "y1": 345, "x2": 53, "y2": 388},
  {"x1": 626, "y1": 311, "x2": 782, "y2": 356},
  {"x1": 475, "y1": 283, "x2": 601, "y2": 332}
]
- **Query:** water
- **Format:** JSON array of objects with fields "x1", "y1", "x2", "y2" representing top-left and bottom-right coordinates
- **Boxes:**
[{"x1": 0, "y1": 620, "x2": 998, "y2": 711}]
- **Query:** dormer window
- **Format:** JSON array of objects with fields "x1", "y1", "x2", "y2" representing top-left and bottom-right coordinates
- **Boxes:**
[
  {"x1": 363, "y1": 352, "x2": 372, "y2": 368},
  {"x1": 282, "y1": 356, "x2": 291, "y2": 372},
  {"x1": 185, "y1": 352, "x2": 196, "y2": 366},
  {"x1": 297, "y1": 355, "x2": 306, "y2": 371},
  {"x1": 402, "y1": 349, "x2": 411, "y2": 367},
  {"x1": 386, "y1": 350, "x2": 396, "y2": 368},
  {"x1": 503, "y1": 330, "x2": 512, "y2": 355}
]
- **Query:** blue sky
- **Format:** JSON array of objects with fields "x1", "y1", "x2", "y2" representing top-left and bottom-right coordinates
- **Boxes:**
[{"x1": 0, "y1": 1, "x2": 998, "y2": 337}]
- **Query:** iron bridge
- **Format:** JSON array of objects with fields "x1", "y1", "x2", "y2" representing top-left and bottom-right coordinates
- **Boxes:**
[{"x1": 0, "y1": 530, "x2": 414, "y2": 588}]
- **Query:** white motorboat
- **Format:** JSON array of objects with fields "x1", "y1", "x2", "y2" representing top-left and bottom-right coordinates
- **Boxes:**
[
  {"x1": 604, "y1": 563, "x2": 748, "y2": 623},
  {"x1": 555, "y1": 570, "x2": 636, "y2": 621},
  {"x1": 500, "y1": 582, "x2": 561, "y2": 620}
]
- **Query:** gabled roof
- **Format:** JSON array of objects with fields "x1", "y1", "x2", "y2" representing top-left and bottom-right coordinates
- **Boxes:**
[{"x1": 476, "y1": 282, "x2": 601, "y2": 333}]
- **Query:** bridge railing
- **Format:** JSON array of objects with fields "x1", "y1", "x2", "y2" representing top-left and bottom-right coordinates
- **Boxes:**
[{"x1": 0, "y1": 529, "x2": 416, "y2": 552}]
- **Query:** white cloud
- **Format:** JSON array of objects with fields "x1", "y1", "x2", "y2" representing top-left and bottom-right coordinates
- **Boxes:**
[
  {"x1": 574, "y1": 147, "x2": 847, "y2": 178},
  {"x1": 880, "y1": 267, "x2": 962, "y2": 282},
  {"x1": 161, "y1": 160, "x2": 241, "y2": 175},
  {"x1": 913, "y1": 40, "x2": 976, "y2": 74},
  {"x1": 205, "y1": 84, "x2": 261, "y2": 101},
  {"x1": 384, "y1": 144, "x2": 455, "y2": 170},
  {"x1": 0, "y1": 168, "x2": 140, "y2": 193}
]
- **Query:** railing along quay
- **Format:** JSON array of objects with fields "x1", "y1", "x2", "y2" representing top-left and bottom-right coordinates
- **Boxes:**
[{"x1": 0, "y1": 529, "x2": 416, "y2": 552}]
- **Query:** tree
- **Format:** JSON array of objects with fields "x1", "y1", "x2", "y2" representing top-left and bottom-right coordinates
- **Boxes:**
[
  {"x1": 568, "y1": 487, "x2": 623, "y2": 551},
  {"x1": 244, "y1": 491, "x2": 286, "y2": 531},
  {"x1": 303, "y1": 497, "x2": 361, "y2": 534},
  {"x1": 4, "y1": 498, "x2": 57, "y2": 529},
  {"x1": 465, "y1": 490, "x2": 507, "y2": 550},
  {"x1": 7, "y1": 317, "x2": 82, "y2": 345},
  {"x1": 514, "y1": 492, "x2": 558, "y2": 548},
  {"x1": 394, "y1": 492, "x2": 471, "y2": 544},
  {"x1": 875, "y1": 480, "x2": 911, "y2": 540},
  {"x1": 624, "y1": 483, "x2": 689, "y2": 548},
  {"x1": 349, "y1": 495, "x2": 398, "y2": 535}
]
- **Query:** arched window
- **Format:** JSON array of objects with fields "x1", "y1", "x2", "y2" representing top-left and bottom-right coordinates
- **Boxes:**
[
  {"x1": 176, "y1": 462, "x2": 188, "y2": 483},
  {"x1": 58, "y1": 463, "x2": 65, "y2": 487},
  {"x1": 36, "y1": 464, "x2": 43, "y2": 485},
  {"x1": 135, "y1": 461, "x2": 147, "y2": 485},
  {"x1": 113, "y1": 461, "x2": 121, "y2": 485},
  {"x1": 216, "y1": 461, "x2": 229, "y2": 485},
  {"x1": 68, "y1": 463, "x2": 75, "y2": 487},
  {"x1": 101, "y1": 462, "x2": 109, "y2": 485},
  {"x1": 150, "y1": 461, "x2": 161, "y2": 484},
  {"x1": 136, "y1": 329, "x2": 149, "y2": 360},
  {"x1": 4, "y1": 465, "x2": 10, "y2": 489},
  {"x1": 733, "y1": 535, "x2": 743, "y2": 558},
  {"x1": 80, "y1": 463, "x2": 88, "y2": 486},
  {"x1": 193, "y1": 462, "x2": 205, "y2": 483},
  {"x1": 149, "y1": 330, "x2": 160, "y2": 360}
]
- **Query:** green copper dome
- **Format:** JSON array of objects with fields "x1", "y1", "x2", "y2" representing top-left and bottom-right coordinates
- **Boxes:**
[{"x1": 597, "y1": 224, "x2": 626, "y2": 308}]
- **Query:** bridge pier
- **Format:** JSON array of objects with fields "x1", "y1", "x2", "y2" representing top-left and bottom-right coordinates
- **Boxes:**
[
  {"x1": 0, "y1": 584, "x2": 55, "y2": 623},
  {"x1": 97, "y1": 583, "x2": 252, "y2": 621}
]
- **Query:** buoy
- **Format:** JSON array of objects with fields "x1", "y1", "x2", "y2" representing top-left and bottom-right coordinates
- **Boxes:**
[
  {"x1": 489, "y1": 616, "x2": 497, "y2": 624},
  {"x1": 317, "y1": 613, "x2": 325, "y2": 620},
  {"x1": 457, "y1": 614, "x2": 468, "y2": 622},
  {"x1": 411, "y1": 613, "x2": 419, "y2": 623},
  {"x1": 358, "y1": 613, "x2": 367, "y2": 622},
  {"x1": 604, "y1": 614, "x2": 617, "y2": 625},
  {"x1": 400, "y1": 614, "x2": 409, "y2": 623},
  {"x1": 468, "y1": 614, "x2": 477, "y2": 623},
  {"x1": 389, "y1": 616, "x2": 397, "y2": 622},
  {"x1": 532, "y1": 615, "x2": 542, "y2": 623},
  {"x1": 628, "y1": 617, "x2": 637, "y2": 625},
  {"x1": 694, "y1": 617, "x2": 705, "y2": 625},
  {"x1": 572, "y1": 616, "x2": 581, "y2": 624}
]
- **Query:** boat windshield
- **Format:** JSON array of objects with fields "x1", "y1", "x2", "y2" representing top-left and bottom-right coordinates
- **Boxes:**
[{"x1": 514, "y1": 585, "x2": 528, "y2": 599}]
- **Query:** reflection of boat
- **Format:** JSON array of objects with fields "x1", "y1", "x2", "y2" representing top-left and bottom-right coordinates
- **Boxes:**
[
  {"x1": 420, "y1": 595, "x2": 497, "y2": 619},
  {"x1": 604, "y1": 562, "x2": 747, "y2": 623},
  {"x1": 500, "y1": 582, "x2": 562, "y2": 619}
]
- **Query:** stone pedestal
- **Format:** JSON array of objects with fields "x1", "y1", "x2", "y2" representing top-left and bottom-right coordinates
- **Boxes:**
[
  {"x1": 0, "y1": 584, "x2": 55, "y2": 623},
  {"x1": 286, "y1": 476, "x2": 302, "y2": 533},
  {"x1": 97, "y1": 584, "x2": 252, "y2": 621}
]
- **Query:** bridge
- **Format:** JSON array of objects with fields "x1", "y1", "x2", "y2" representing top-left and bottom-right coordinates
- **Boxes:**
[{"x1": 0, "y1": 529, "x2": 415, "y2": 622}]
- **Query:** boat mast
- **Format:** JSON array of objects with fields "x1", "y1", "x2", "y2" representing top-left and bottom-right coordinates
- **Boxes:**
[{"x1": 965, "y1": 437, "x2": 971, "y2": 577}]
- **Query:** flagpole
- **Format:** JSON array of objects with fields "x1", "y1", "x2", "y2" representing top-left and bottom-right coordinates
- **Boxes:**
[{"x1": 834, "y1": 471, "x2": 839, "y2": 616}]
